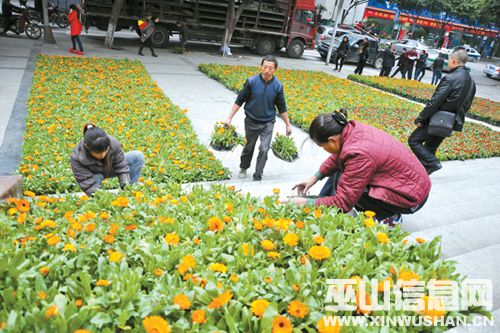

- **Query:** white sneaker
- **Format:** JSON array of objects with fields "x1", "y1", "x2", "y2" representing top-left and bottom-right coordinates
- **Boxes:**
[{"x1": 238, "y1": 169, "x2": 247, "y2": 178}]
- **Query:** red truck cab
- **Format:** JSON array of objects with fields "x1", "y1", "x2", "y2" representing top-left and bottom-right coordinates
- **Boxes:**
[{"x1": 288, "y1": 0, "x2": 317, "y2": 52}]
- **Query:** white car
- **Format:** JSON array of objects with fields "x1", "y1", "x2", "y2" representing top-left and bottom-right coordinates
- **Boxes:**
[
  {"x1": 426, "y1": 49, "x2": 451, "y2": 71},
  {"x1": 483, "y1": 63, "x2": 500, "y2": 79},
  {"x1": 463, "y1": 46, "x2": 481, "y2": 62}
]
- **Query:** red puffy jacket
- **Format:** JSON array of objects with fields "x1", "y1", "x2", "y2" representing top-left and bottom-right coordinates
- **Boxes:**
[
  {"x1": 68, "y1": 10, "x2": 82, "y2": 36},
  {"x1": 315, "y1": 121, "x2": 431, "y2": 212}
]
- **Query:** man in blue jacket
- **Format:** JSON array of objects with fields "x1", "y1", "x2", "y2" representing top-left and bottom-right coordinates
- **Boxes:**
[{"x1": 224, "y1": 55, "x2": 292, "y2": 181}]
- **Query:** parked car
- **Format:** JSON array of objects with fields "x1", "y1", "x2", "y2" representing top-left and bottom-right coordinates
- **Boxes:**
[
  {"x1": 315, "y1": 26, "x2": 360, "y2": 46},
  {"x1": 462, "y1": 45, "x2": 481, "y2": 62},
  {"x1": 426, "y1": 49, "x2": 451, "y2": 71},
  {"x1": 483, "y1": 62, "x2": 500, "y2": 79},
  {"x1": 318, "y1": 33, "x2": 385, "y2": 69},
  {"x1": 393, "y1": 39, "x2": 428, "y2": 55}
]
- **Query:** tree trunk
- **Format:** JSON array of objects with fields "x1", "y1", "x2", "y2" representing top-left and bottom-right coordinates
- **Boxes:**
[
  {"x1": 42, "y1": 0, "x2": 55, "y2": 44},
  {"x1": 104, "y1": 0, "x2": 124, "y2": 48}
]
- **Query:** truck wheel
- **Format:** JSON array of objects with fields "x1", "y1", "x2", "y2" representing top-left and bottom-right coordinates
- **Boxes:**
[
  {"x1": 151, "y1": 26, "x2": 170, "y2": 48},
  {"x1": 373, "y1": 55, "x2": 383, "y2": 69},
  {"x1": 286, "y1": 39, "x2": 305, "y2": 59},
  {"x1": 256, "y1": 37, "x2": 275, "y2": 56}
]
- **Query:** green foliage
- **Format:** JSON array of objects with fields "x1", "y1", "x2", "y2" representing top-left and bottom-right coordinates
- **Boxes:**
[{"x1": 271, "y1": 134, "x2": 299, "y2": 162}]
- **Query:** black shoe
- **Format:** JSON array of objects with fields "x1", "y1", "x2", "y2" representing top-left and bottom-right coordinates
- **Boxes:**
[
  {"x1": 253, "y1": 175, "x2": 262, "y2": 181},
  {"x1": 138, "y1": 51, "x2": 144, "y2": 56},
  {"x1": 152, "y1": 53, "x2": 158, "y2": 57},
  {"x1": 426, "y1": 163, "x2": 442, "y2": 175}
]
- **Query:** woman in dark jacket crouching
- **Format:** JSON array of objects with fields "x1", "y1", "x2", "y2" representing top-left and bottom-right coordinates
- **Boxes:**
[{"x1": 70, "y1": 123, "x2": 145, "y2": 196}]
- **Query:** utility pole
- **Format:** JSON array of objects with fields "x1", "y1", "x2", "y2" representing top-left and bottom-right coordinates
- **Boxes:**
[
  {"x1": 325, "y1": 0, "x2": 345, "y2": 65},
  {"x1": 41, "y1": 0, "x2": 55, "y2": 43},
  {"x1": 104, "y1": 0, "x2": 124, "y2": 48}
]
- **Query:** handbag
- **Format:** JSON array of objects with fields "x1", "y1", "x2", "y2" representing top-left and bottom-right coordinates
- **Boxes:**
[{"x1": 428, "y1": 111, "x2": 455, "y2": 137}]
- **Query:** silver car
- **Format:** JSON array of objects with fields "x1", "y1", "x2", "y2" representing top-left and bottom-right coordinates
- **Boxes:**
[
  {"x1": 393, "y1": 39, "x2": 428, "y2": 55},
  {"x1": 315, "y1": 26, "x2": 360, "y2": 46},
  {"x1": 483, "y1": 63, "x2": 500, "y2": 79}
]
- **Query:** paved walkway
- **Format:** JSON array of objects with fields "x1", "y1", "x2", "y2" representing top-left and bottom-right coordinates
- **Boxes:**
[{"x1": 0, "y1": 31, "x2": 499, "y2": 331}]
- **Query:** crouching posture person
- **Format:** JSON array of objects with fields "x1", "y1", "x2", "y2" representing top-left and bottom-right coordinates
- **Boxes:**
[
  {"x1": 289, "y1": 110, "x2": 431, "y2": 226},
  {"x1": 70, "y1": 123, "x2": 145, "y2": 196}
]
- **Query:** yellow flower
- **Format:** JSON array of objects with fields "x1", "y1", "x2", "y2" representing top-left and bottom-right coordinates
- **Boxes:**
[
  {"x1": 417, "y1": 296, "x2": 446, "y2": 323},
  {"x1": 164, "y1": 233, "x2": 180, "y2": 245},
  {"x1": 103, "y1": 234, "x2": 115, "y2": 244},
  {"x1": 364, "y1": 210, "x2": 376, "y2": 218},
  {"x1": 209, "y1": 263, "x2": 228, "y2": 273},
  {"x1": 154, "y1": 268, "x2": 163, "y2": 277},
  {"x1": 39, "y1": 266, "x2": 49, "y2": 275},
  {"x1": 38, "y1": 291, "x2": 47, "y2": 299},
  {"x1": 272, "y1": 188, "x2": 280, "y2": 194},
  {"x1": 287, "y1": 300, "x2": 309, "y2": 318},
  {"x1": 24, "y1": 190, "x2": 36, "y2": 198},
  {"x1": 207, "y1": 290, "x2": 232, "y2": 309},
  {"x1": 96, "y1": 279, "x2": 109, "y2": 287},
  {"x1": 111, "y1": 196, "x2": 129, "y2": 207},
  {"x1": 142, "y1": 315, "x2": 171, "y2": 333},
  {"x1": 416, "y1": 237, "x2": 426, "y2": 244},
  {"x1": 74, "y1": 330, "x2": 91, "y2": 333},
  {"x1": 84, "y1": 222, "x2": 96, "y2": 232},
  {"x1": 181, "y1": 255, "x2": 196, "y2": 269},
  {"x1": 230, "y1": 274, "x2": 239, "y2": 282},
  {"x1": 295, "y1": 221, "x2": 305, "y2": 229},
  {"x1": 267, "y1": 251, "x2": 280, "y2": 259},
  {"x1": 376, "y1": 232, "x2": 390, "y2": 244},
  {"x1": 45, "y1": 305, "x2": 59, "y2": 319},
  {"x1": 260, "y1": 239, "x2": 275, "y2": 251},
  {"x1": 272, "y1": 315, "x2": 293, "y2": 333},
  {"x1": 251, "y1": 299, "x2": 270, "y2": 317},
  {"x1": 317, "y1": 316, "x2": 342, "y2": 333},
  {"x1": 173, "y1": 293, "x2": 191, "y2": 310},
  {"x1": 313, "y1": 235, "x2": 324, "y2": 245},
  {"x1": 109, "y1": 251, "x2": 124, "y2": 263},
  {"x1": 292, "y1": 284, "x2": 300, "y2": 291},
  {"x1": 62, "y1": 243, "x2": 77, "y2": 252},
  {"x1": 75, "y1": 299, "x2": 84, "y2": 308},
  {"x1": 283, "y1": 233, "x2": 299, "y2": 246},
  {"x1": 191, "y1": 309, "x2": 206, "y2": 324},
  {"x1": 99, "y1": 211, "x2": 110, "y2": 219},
  {"x1": 364, "y1": 218, "x2": 375, "y2": 227},
  {"x1": 47, "y1": 235, "x2": 61, "y2": 246},
  {"x1": 242, "y1": 243, "x2": 254, "y2": 256},
  {"x1": 313, "y1": 209, "x2": 322, "y2": 218},
  {"x1": 398, "y1": 268, "x2": 420, "y2": 286},
  {"x1": 308, "y1": 246, "x2": 331, "y2": 260},
  {"x1": 264, "y1": 277, "x2": 273, "y2": 283},
  {"x1": 207, "y1": 216, "x2": 224, "y2": 232},
  {"x1": 16, "y1": 199, "x2": 30, "y2": 213}
]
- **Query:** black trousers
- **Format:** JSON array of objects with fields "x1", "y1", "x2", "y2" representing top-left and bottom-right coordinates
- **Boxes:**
[
  {"x1": 334, "y1": 54, "x2": 346, "y2": 71},
  {"x1": 2, "y1": 15, "x2": 12, "y2": 33},
  {"x1": 391, "y1": 66, "x2": 407, "y2": 78},
  {"x1": 240, "y1": 117, "x2": 274, "y2": 179},
  {"x1": 406, "y1": 64, "x2": 414, "y2": 80},
  {"x1": 319, "y1": 171, "x2": 426, "y2": 219},
  {"x1": 408, "y1": 125, "x2": 445, "y2": 169},
  {"x1": 139, "y1": 37, "x2": 155, "y2": 54},
  {"x1": 379, "y1": 66, "x2": 392, "y2": 77},
  {"x1": 354, "y1": 58, "x2": 366, "y2": 75}
]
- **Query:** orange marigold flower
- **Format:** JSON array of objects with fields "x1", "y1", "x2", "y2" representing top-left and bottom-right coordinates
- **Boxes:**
[
  {"x1": 125, "y1": 224, "x2": 137, "y2": 231},
  {"x1": 250, "y1": 299, "x2": 270, "y2": 317},
  {"x1": 104, "y1": 235, "x2": 115, "y2": 244},
  {"x1": 287, "y1": 300, "x2": 309, "y2": 318},
  {"x1": 292, "y1": 284, "x2": 300, "y2": 291},
  {"x1": 313, "y1": 209, "x2": 322, "y2": 218},
  {"x1": 24, "y1": 190, "x2": 36, "y2": 198},
  {"x1": 39, "y1": 266, "x2": 49, "y2": 275},
  {"x1": 308, "y1": 246, "x2": 331, "y2": 260},
  {"x1": 38, "y1": 291, "x2": 47, "y2": 299},
  {"x1": 177, "y1": 263, "x2": 189, "y2": 275},
  {"x1": 417, "y1": 295, "x2": 446, "y2": 323},
  {"x1": 96, "y1": 279, "x2": 109, "y2": 287},
  {"x1": 376, "y1": 232, "x2": 390, "y2": 244},
  {"x1": 313, "y1": 235, "x2": 325, "y2": 245},
  {"x1": 295, "y1": 221, "x2": 305, "y2": 229},
  {"x1": 16, "y1": 199, "x2": 30, "y2": 213},
  {"x1": 193, "y1": 237, "x2": 201, "y2": 245},
  {"x1": 164, "y1": 233, "x2": 180, "y2": 245},
  {"x1": 75, "y1": 299, "x2": 84, "y2": 308},
  {"x1": 45, "y1": 305, "x2": 59, "y2": 319},
  {"x1": 230, "y1": 274, "x2": 239, "y2": 282},
  {"x1": 111, "y1": 196, "x2": 129, "y2": 207},
  {"x1": 154, "y1": 268, "x2": 163, "y2": 277},
  {"x1": 181, "y1": 254, "x2": 196, "y2": 269},
  {"x1": 267, "y1": 251, "x2": 280, "y2": 259},
  {"x1": 223, "y1": 216, "x2": 231, "y2": 223},
  {"x1": 253, "y1": 220, "x2": 263, "y2": 231},
  {"x1": 173, "y1": 293, "x2": 191, "y2": 310},
  {"x1": 260, "y1": 239, "x2": 275, "y2": 251},
  {"x1": 207, "y1": 217, "x2": 224, "y2": 232},
  {"x1": 272, "y1": 315, "x2": 292, "y2": 333},
  {"x1": 416, "y1": 237, "x2": 426, "y2": 244},
  {"x1": 191, "y1": 309, "x2": 206, "y2": 324},
  {"x1": 108, "y1": 223, "x2": 119, "y2": 235},
  {"x1": 142, "y1": 315, "x2": 171, "y2": 333},
  {"x1": 207, "y1": 290, "x2": 232, "y2": 309},
  {"x1": 46, "y1": 235, "x2": 61, "y2": 246},
  {"x1": 84, "y1": 223, "x2": 96, "y2": 233},
  {"x1": 264, "y1": 277, "x2": 273, "y2": 283},
  {"x1": 377, "y1": 277, "x2": 394, "y2": 292},
  {"x1": 317, "y1": 316, "x2": 342, "y2": 333},
  {"x1": 99, "y1": 211, "x2": 110, "y2": 219},
  {"x1": 74, "y1": 330, "x2": 91, "y2": 333},
  {"x1": 283, "y1": 233, "x2": 299, "y2": 246}
]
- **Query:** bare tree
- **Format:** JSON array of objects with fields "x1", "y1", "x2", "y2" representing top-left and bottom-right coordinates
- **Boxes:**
[{"x1": 341, "y1": 0, "x2": 369, "y2": 24}]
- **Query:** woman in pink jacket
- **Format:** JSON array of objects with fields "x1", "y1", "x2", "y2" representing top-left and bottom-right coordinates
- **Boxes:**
[
  {"x1": 291, "y1": 110, "x2": 431, "y2": 226},
  {"x1": 68, "y1": 4, "x2": 84, "y2": 55}
]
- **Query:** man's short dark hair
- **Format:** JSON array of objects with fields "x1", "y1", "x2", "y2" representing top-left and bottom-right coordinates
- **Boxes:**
[{"x1": 261, "y1": 55, "x2": 278, "y2": 69}]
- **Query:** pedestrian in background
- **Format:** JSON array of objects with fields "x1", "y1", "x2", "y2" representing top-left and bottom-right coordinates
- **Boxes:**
[
  {"x1": 408, "y1": 48, "x2": 476, "y2": 175},
  {"x1": 405, "y1": 47, "x2": 419, "y2": 80},
  {"x1": 175, "y1": 20, "x2": 189, "y2": 50},
  {"x1": 431, "y1": 53, "x2": 444, "y2": 85},
  {"x1": 68, "y1": 4, "x2": 84, "y2": 55},
  {"x1": 138, "y1": 14, "x2": 159, "y2": 57},
  {"x1": 334, "y1": 36, "x2": 349, "y2": 72},
  {"x1": 414, "y1": 49, "x2": 428, "y2": 81},
  {"x1": 223, "y1": 55, "x2": 292, "y2": 181},
  {"x1": 379, "y1": 43, "x2": 395, "y2": 77},
  {"x1": 1, "y1": 0, "x2": 14, "y2": 36},
  {"x1": 354, "y1": 38, "x2": 369, "y2": 75},
  {"x1": 391, "y1": 48, "x2": 407, "y2": 78}
]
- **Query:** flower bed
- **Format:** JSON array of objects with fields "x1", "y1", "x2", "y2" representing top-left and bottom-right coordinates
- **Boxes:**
[
  {"x1": 0, "y1": 184, "x2": 486, "y2": 332},
  {"x1": 21, "y1": 55, "x2": 229, "y2": 194},
  {"x1": 347, "y1": 75, "x2": 500, "y2": 126},
  {"x1": 199, "y1": 64, "x2": 500, "y2": 161}
]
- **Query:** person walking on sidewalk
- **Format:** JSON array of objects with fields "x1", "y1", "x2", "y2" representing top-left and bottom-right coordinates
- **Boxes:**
[
  {"x1": 70, "y1": 123, "x2": 145, "y2": 196},
  {"x1": 138, "y1": 14, "x2": 159, "y2": 57},
  {"x1": 379, "y1": 43, "x2": 395, "y2": 77},
  {"x1": 405, "y1": 47, "x2": 419, "y2": 80},
  {"x1": 354, "y1": 38, "x2": 369, "y2": 75},
  {"x1": 288, "y1": 110, "x2": 430, "y2": 227},
  {"x1": 334, "y1": 36, "x2": 349, "y2": 72},
  {"x1": 408, "y1": 48, "x2": 476, "y2": 175},
  {"x1": 1, "y1": 0, "x2": 14, "y2": 36},
  {"x1": 414, "y1": 49, "x2": 428, "y2": 81},
  {"x1": 68, "y1": 4, "x2": 84, "y2": 55},
  {"x1": 391, "y1": 48, "x2": 408, "y2": 78},
  {"x1": 223, "y1": 55, "x2": 292, "y2": 181},
  {"x1": 431, "y1": 53, "x2": 444, "y2": 85}
]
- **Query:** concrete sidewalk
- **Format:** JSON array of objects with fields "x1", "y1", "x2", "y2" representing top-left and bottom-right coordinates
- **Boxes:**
[{"x1": 0, "y1": 31, "x2": 498, "y2": 331}]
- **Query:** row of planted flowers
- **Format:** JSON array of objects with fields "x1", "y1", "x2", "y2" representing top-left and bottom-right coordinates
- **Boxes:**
[
  {"x1": 21, "y1": 55, "x2": 229, "y2": 195},
  {"x1": 347, "y1": 75, "x2": 500, "y2": 126},
  {"x1": 0, "y1": 183, "x2": 483, "y2": 332},
  {"x1": 199, "y1": 64, "x2": 500, "y2": 162}
]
